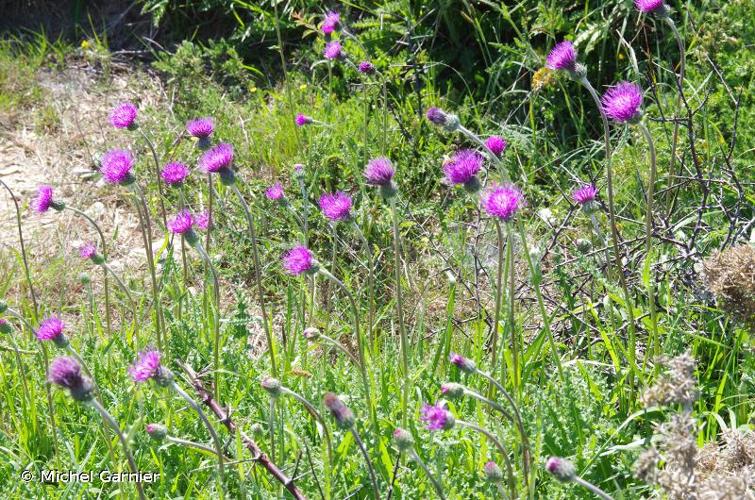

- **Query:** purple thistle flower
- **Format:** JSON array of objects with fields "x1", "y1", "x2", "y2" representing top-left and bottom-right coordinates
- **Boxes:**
[
  {"x1": 426, "y1": 107, "x2": 447, "y2": 125},
  {"x1": 323, "y1": 40, "x2": 343, "y2": 60},
  {"x1": 319, "y1": 191, "x2": 353, "y2": 221},
  {"x1": 546, "y1": 41, "x2": 577, "y2": 71},
  {"x1": 322, "y1": 10, "x2": 340, "y2": 35},
  {"x1": 485, "y1": 135, "x2": 507, "y2": 156},
  {"x1": 101, "y1": 149, "x2": 135, "y2": 185},
  {"x1": 161, "y1": 162, "x2": 190, "y2": 186},
  {"x1": 146, "y1": 423, "x2": 168, "y2": 440},
  {"x1": 482, "y1": 183, "x2": 525, "y2": 221},
  {"x1": 420, "y1": 402, "x2": 455, "y2": 431},
  {"x1": 358, "y1": 60, "x2": 375, "y2": 74},
  {"x1": 79, "y1": 242, "x2": 97, "y2": 260},
  {"x1": 572, "y1": 184, "x2": 598, "y2": 205},
  {"x1": 129, "y1": 350, "x2": 163, "y2": 383},
  {"x1": 601, "y1": 82, "x2": 644, "y2": 124},
  {"x1": 167, "y1": 209, "x2": 193, "y2": 235},
  {"x1": 49, "y1": 356, "x2": 93, "y2": 401},
  {"x1": 483, "y1": 461, "x2": 505, "y2": 483},
  {"x1": 546, "y1": 456, "x2": 577, "y2": 482},
  {"x1": 199, "y1": 143, "x2": 234, "y2": 173},
  {"x1": 283, "y1": 245, "x2": 315, "y2": 276},
  {"x1": 295, "y1": 113, "x2": 313, "y2": 127},
  {"x1": 186, "y1": 117, "x2": 214, "y2": 138},
  {"x1": 35, "y1": 316, "x2": 66, "y2": 342},
  {"x1": 266, "y1": 182, "x2": 285, "y2": 201},
  {"x1": 364, "y1": 157, "x2": 395, "y2": 186},
  {"x1": 443, "y1": 149, "x2": 483, "y2": 187},
  {"x1": 109, "y1": 102, "x2": 138, "y2": 129},
  {"x1": 194, "y1": 211, "x2": 211, "y2": 231},
  {"x1": 635, "y1": 0, "x2": 666, "y2": 14},
  {"x1": 32, "y1": 185, "x2": 55, "y2": 213}
]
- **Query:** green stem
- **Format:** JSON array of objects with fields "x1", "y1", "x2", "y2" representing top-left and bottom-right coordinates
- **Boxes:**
[
  {"x1": 351, "y1": 428, "x2": 380, "y2": 500},
  {"x1": 137, "y1": 128, "x2": 168, "y2": 228},
  {"x1": 230, "y1": 183, "x2": 278, "y2": 377},
  {"x1": 491, "y1": 220, "x2": 505, "y2": 371},
  {"x1": 573, "y1": 476, "x2": 614, "y2": 500},
  {"x1": 192, "y1": 239, "x2": 222, "y2": 400},
  {"x1": 664, "y1": 18, "x2": 687, "y2": 213},
  {"x1": 352, "y1": 220, "x2": 375, "y2": 348},
  {"x1": 172, "y1": 382, "x2": 225, "y2": 483},
  {"x1": 166, "y1": 435, "x2": 229, "y2": 458},
  {"x1": 89, "y1": 398, "x2": 145, "y2": 500},
  {"x1": 389, "y1": 197, "x2": 410, "y2": 426},
  {"x1": 638, "y1": 122, "x2": 659, "y2": 360},
  {"x1": 409, "y1": 449, "x2": 446, "y2": 500},
  {"x1": 456, "y1": 420, "x2": 517, "y2": 498},
  {"x1": 506, "y1": 223, "x2": 519, "y2": 391}
]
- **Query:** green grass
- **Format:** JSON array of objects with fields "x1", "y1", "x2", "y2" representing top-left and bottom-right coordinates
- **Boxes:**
[{"x1": 0, "y1": 0, "x2": 753, "y2": 498}]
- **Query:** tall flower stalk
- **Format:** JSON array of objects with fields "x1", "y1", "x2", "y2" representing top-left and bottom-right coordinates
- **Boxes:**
[
  {"x1": 363, "y1": 157, "x2": 410, "y2": 424},
  {"x1": 199, "y1": 144, "x2": 278, "y2": 377},
  {"x1": 546, "y1": 456, "x2": 614, "y2": 500},
  {"x1": 0, "y1": 180, "x2": 39, "y2": 314},
  {"x1": 147, "y1": 423, "x2": 229, "y2": 459}
]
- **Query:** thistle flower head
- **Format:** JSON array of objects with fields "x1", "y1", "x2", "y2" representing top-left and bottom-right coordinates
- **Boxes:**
[
  {"x1": 440, "y1": 382, "x2": 465, "y2": 399},
  {"x1": 101, "y1": 149, "x2": 135, "y2": 185},
  {"x1": 146, "y1": 423, "x2": 168, "y2": 441},
  {"x1": 323, "y1": 41, "x2": 343, "y2": 60},
  {"x1": 32, "y1": 185, "x2": 60, "y2": 213},
  {"x1": 444, "y1": 149, "x2": 483, "y2": 189},
  {"x1": 36, "y1": 316, "x2": 66, "y2": 344},
  {"x1": 186, "y1": 117, "x2": 214, "y2": 139},
  {"x1": 449, "y1": 352, "x2": 477, "y2": 373},
  {"x1": 283, "y1": 245, "x2": 316, "y2": 276},
  {"x1": 199, "y1": 143, "x2": 234, "y2": 173},
  {"x1": 167, "y1": 209, "x2": 194, "y2": 235},
  {"x1": 194, "y1": 211, "x2": 211, "y2": 231},
  {"x1": 426, "y1": 106, "x2": 460, "y2": 131},
  {"x1": 261, "y1": 376, "x2": 282, "y2": 397},
  {"x1": 79, "y1": 242, "x2": 98, "y2": 260},
  {"x1": 601, "y1": 82, "x2": 644, "y2": 124},
  {"x1": 572, "y1": 183, "x2": 598, "y2": 207},
  {"x1": 546, "y1": 41, "x2": 577, "y2": 71},
  {"x1": 392, "y1": 428, "x2": 415, "y2": 451},
  {"x1": 545, "y1": 457, "x2": 576, "y2": 482},
  {"x1": 483, "y1": 461, "x2": 504, "y2": 483},
  {"x1": 129, "y1": 349, "x2": 171, "y2": 385},
  {"x1": 49, "y1": 356, "x2": 93, "y2": 401},
  {"x1": 482, "y1": 183, "x2": 525, "y2": 221},
  {"x1": 0, "y1": 318, "x2": 10, "y2": 334},
  {"x1": 109, "y1": 102, "x2": 138, "y2": 129},
  {"x1": 161, "y1": 162, "x2": 190, "y2": 186},
  {"x1": 265, "y1": 182, "x2": 285, "y2": 201},
  {"x1": 0, "y1": 300, "x2": 6, "y2": 314},
  {"x1": 295, "y1": 113, "x2": 313, "y2": 127},
  {"x1": 323, "y1": 392, "x2": 355, "y2": 429},
  {"x1": 420, "y1": 402, "x2": 455, "y2": 431},
  {"x1": 485, "y1": 135, "x2": 507, "y2": 156},
  {"x1": 319, "y1": 191, "x2": 353, "y2": 221},
  {"x1": 364, "y1": 157, "x2": 395, "y2": 186},
  {"x1": 303, "y1": 327, "x2": 321, "y2": 340},
  {"x1": 322, "y1": 10, "x2": 340, "y2": 34},
  {"x1": 358, "y1": 60, "x2": 375, "y2": 74},
  {"x1": 635, "y1": 0, "x2": 667, "y2": 14}
]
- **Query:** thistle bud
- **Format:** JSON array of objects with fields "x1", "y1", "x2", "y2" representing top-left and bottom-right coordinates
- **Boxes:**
[
  {"x1": 146, "y1": 423, "x2": 168, "y2": 441},
  {"x1": 449, "y1": 353, "x2": 477, "y2": 374},
  {"x1": 0, "y1": 300, "x2": 7, "y2": 314},
  {"x1": 261, "y1": 376, "x2": 282, "y2": 397},
  {"x1": 303, "y1": 327, "x2": 321, "y2": 340},
  {"x1": 545, "y1": 456, "x2": 576, "y2": 482},
  {"x1": 0, "y1": 318, "x2": 11, "y2": 334},
  {"x1": 483, "y1": 461, "x2": 504, "y2": 483},
  {"x1": 392, "y1": 428, "x2": 415, "y2": 452},
  {"x1": 440, "y1": 382, "x2": 465, "y2": 399},
  {"x1": 323, "y1": 392, "x2": 355, "y2": 429}
]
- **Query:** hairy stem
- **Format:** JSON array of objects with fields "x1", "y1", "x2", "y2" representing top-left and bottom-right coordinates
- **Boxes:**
[
  {"x1": 638, "y1": 122, "x2": 659, "y2": 360},
  {"x1": 389, "y1": 197, "x2": 410, "y2": 426},
  {"x1": 408, "y1": 449, "x2": 446, "y2": 500}
]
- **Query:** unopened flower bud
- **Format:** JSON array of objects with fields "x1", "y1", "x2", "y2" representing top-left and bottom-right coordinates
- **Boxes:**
[
  {"x1": 575, "y1": 238, "x2": 592, "y2": 254},
  {"x1": 392, "y1": 428, "x2": 415, "y2": 452},
  {"x1": 79, "y1": 272, "x2": 91, "y2": 284},
  {"x1": 0, "y1": 300, "x2": 7, "y2": 314},
  {"x1": 146, "y1": 423, "x2": 168, "y2": 441},
  {"x1": 0, "y1": 318, "x2": 11, "y2": 334},
  {"x1": 449, "y1": 353, "x2": 476, "y2": 374},
  {"x1": 303, "y1": 327, "x2": 321, "y2": 340},
  {"x1": 323, "y1": 392, "x2": 355, "y2": 429},
  {"x1": 440, "y1": 382, "x2": 465, "y2": 399},
  {"x1": 483, "y1": 461, "x2": 504, "y2": 483},
  {"x1": 545, "y1": 456, "x2": 576, "y2": 482},
  {"x1": 261, "y1": 376, "x2": 282, "y2": 397}
]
